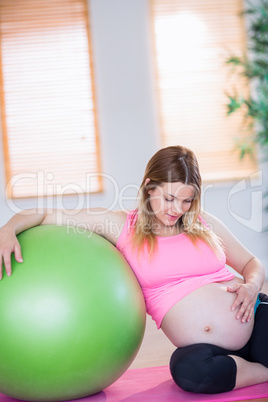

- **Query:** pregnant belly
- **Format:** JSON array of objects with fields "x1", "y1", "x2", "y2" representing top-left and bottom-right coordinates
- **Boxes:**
[{"x1": 161, "y1": 277, "x2": 254, "y2": 350}]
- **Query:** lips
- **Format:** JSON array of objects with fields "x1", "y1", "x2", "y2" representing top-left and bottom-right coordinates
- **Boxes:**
[{"x1": 166, "y1": 214, "x2": 178, "y2": 221}]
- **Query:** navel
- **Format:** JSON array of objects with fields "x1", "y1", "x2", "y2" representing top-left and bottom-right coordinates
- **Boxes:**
[{"x1": 204, "y1": 326, "x2": 211, "y2": 333}]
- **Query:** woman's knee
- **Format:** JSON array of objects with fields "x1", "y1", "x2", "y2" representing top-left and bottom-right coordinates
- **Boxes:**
[
  {"x1": 169, "y1": 343, "x2": 237, "y2": 394},
  {"x1": 250, "y1": 293, "x2": 268, "y2": 367}
]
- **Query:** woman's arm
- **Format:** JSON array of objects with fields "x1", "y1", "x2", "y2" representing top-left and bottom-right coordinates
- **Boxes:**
[
  {"x1": 201, "y1": 211, "x2": 265, "y2": 323},
  {"x1": 0, "y1": 208, "x2": 127, "y2": 278}
]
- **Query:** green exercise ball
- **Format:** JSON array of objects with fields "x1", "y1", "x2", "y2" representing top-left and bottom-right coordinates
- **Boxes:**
[{"x1": 0, "y1": 225, "x2": 146, "y2": 401}]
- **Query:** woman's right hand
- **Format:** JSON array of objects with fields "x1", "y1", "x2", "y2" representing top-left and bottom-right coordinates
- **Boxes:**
[{"x1": 0, "y1": 227, "x2": 23, "y2": 279}]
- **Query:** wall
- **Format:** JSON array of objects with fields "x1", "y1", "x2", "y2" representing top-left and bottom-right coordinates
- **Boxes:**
[{"x1": 0, "y1": 0, "x2": 267, "y2": 271}]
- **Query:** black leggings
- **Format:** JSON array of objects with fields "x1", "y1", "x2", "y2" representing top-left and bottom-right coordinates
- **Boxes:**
[{"x1": 170, "y1": 293, "x2": 268, "y2": 394}]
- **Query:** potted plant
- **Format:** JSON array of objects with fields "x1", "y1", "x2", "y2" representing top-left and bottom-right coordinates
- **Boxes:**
[{"x1": 226, "y1": 0, "x2": 268, "y2": 213}]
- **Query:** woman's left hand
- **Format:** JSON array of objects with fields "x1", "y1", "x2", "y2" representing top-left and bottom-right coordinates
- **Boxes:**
[{"x1": 227, "y1": 282, "x2": 258, "y2": 323}]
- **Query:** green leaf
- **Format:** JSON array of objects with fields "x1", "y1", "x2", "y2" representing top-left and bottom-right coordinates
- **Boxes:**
[
  {"x1": 226, "y1": 0, "x2": 268, "y2": 211},
  {"x1": 226, "y1": 95, "x2": 244, "y2": 115},
  {"x1": 226, "y1": 56, "x2": 243, "y2": 65}
]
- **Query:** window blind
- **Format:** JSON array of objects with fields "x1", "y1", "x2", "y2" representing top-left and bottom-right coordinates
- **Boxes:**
[
  {"x1": 151, "y1": 0, "x2": 257, "y2": 181},
  {"x1": 0, "y1": 0, "x2": 102, "y2": 198}
]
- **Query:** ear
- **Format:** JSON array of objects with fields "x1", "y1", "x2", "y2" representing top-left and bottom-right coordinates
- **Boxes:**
[
  {"x1": 145, "y1": 178, "x2": 153, "y2": 195},
  {"x1": 145, "y1": 178, "x2": 150, "y2": 186}
]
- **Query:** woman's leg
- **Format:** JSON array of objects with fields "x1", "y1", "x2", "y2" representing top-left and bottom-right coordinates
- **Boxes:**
[
  {"x1": 231, "y1": 292, "x2": 268, "y2": 389},
  {"x1": 229, "y1": 356, "x2": 268, "y2": 389},
  {"x1": 169, "y1": 343, "x2": 237, "y2": 393},
  {"x1": 249, "y1": 293, "x2": 268, "y2": 367}
]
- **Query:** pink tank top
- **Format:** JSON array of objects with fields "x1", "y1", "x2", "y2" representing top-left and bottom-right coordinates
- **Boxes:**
[{"x1": 116, "y1": 210, "x2": 234, "y2": 328}]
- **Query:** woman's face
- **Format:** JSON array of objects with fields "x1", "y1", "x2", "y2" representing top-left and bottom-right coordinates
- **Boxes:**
[{"x1": 147, "y1": 181, "x2": 195, "y2": 232}]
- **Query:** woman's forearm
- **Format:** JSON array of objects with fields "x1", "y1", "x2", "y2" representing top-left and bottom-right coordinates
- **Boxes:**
[
  {"x1": 2, "y1": 209, "x2": 46, "y2": 235},
  {"x1": 242, "y1": 256, "x2": 265, "y2": 293}
]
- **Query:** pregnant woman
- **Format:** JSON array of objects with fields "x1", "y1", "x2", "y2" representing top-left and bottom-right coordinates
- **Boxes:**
[{"x1": 0, "y1": 145, "x2": 267, "y2": 394}]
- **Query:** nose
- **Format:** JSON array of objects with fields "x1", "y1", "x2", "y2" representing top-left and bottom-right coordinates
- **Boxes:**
[{"x1": 171, "y1": 200, "x2": 183, "y2": 215}]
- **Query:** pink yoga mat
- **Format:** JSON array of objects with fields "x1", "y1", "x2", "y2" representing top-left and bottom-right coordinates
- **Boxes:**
[{"x1": 0, "y1": 365, "x2": 267, "y2": 402}]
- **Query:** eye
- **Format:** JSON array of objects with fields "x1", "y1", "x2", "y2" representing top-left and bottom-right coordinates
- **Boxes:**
[
  {"x1": 184, "y1": 199, "x2": 193, "y2": 204},
  {"x1": 164, "y1": 197, "x2": 173, "y2": 202}
]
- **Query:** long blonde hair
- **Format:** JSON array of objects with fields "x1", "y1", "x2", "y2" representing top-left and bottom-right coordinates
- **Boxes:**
[{"x1": 131, "y1": 145, "x2": 223, "y2": 256}]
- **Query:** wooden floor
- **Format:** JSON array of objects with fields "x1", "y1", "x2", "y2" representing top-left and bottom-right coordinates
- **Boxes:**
[{"x1": 129, "y1": 281, "x2": 268, "y2": 402}]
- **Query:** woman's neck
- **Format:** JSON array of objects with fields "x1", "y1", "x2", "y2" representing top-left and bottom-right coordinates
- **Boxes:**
[{"x1": 153, "y1": 223, "x2": 181, "y2": 237}]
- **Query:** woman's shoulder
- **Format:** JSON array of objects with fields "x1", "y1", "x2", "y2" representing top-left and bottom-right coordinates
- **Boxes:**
[
  {"x1": 106, "y1": 209, "x2": 128, "y2": 231},
  {"x1": 199, "y1": 210, "x2": 235, "y2": 242},
  {"x1": 111, "y1": 210, "x2": 128, "y2": 226},
  {"x1": 111, "y1": 209, "x2": 138, "y2": 247},
  {"x1": 199, "y1": 210, "x2": 220, "y2": 228},
  {"x1": 105, "y1": 209, "x2": 140, "y2": 244},
  {"x1": 85, "y1": 209, "x2": 127, "y2": 246}
]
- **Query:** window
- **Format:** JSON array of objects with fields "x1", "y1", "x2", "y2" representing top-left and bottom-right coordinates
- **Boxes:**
[
  {"x1": 0, "y1": 0, "x2": 102, "y2": 198},
  {"x1": 151, "y1": 0, "x2": 257, "y2": 181}
]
